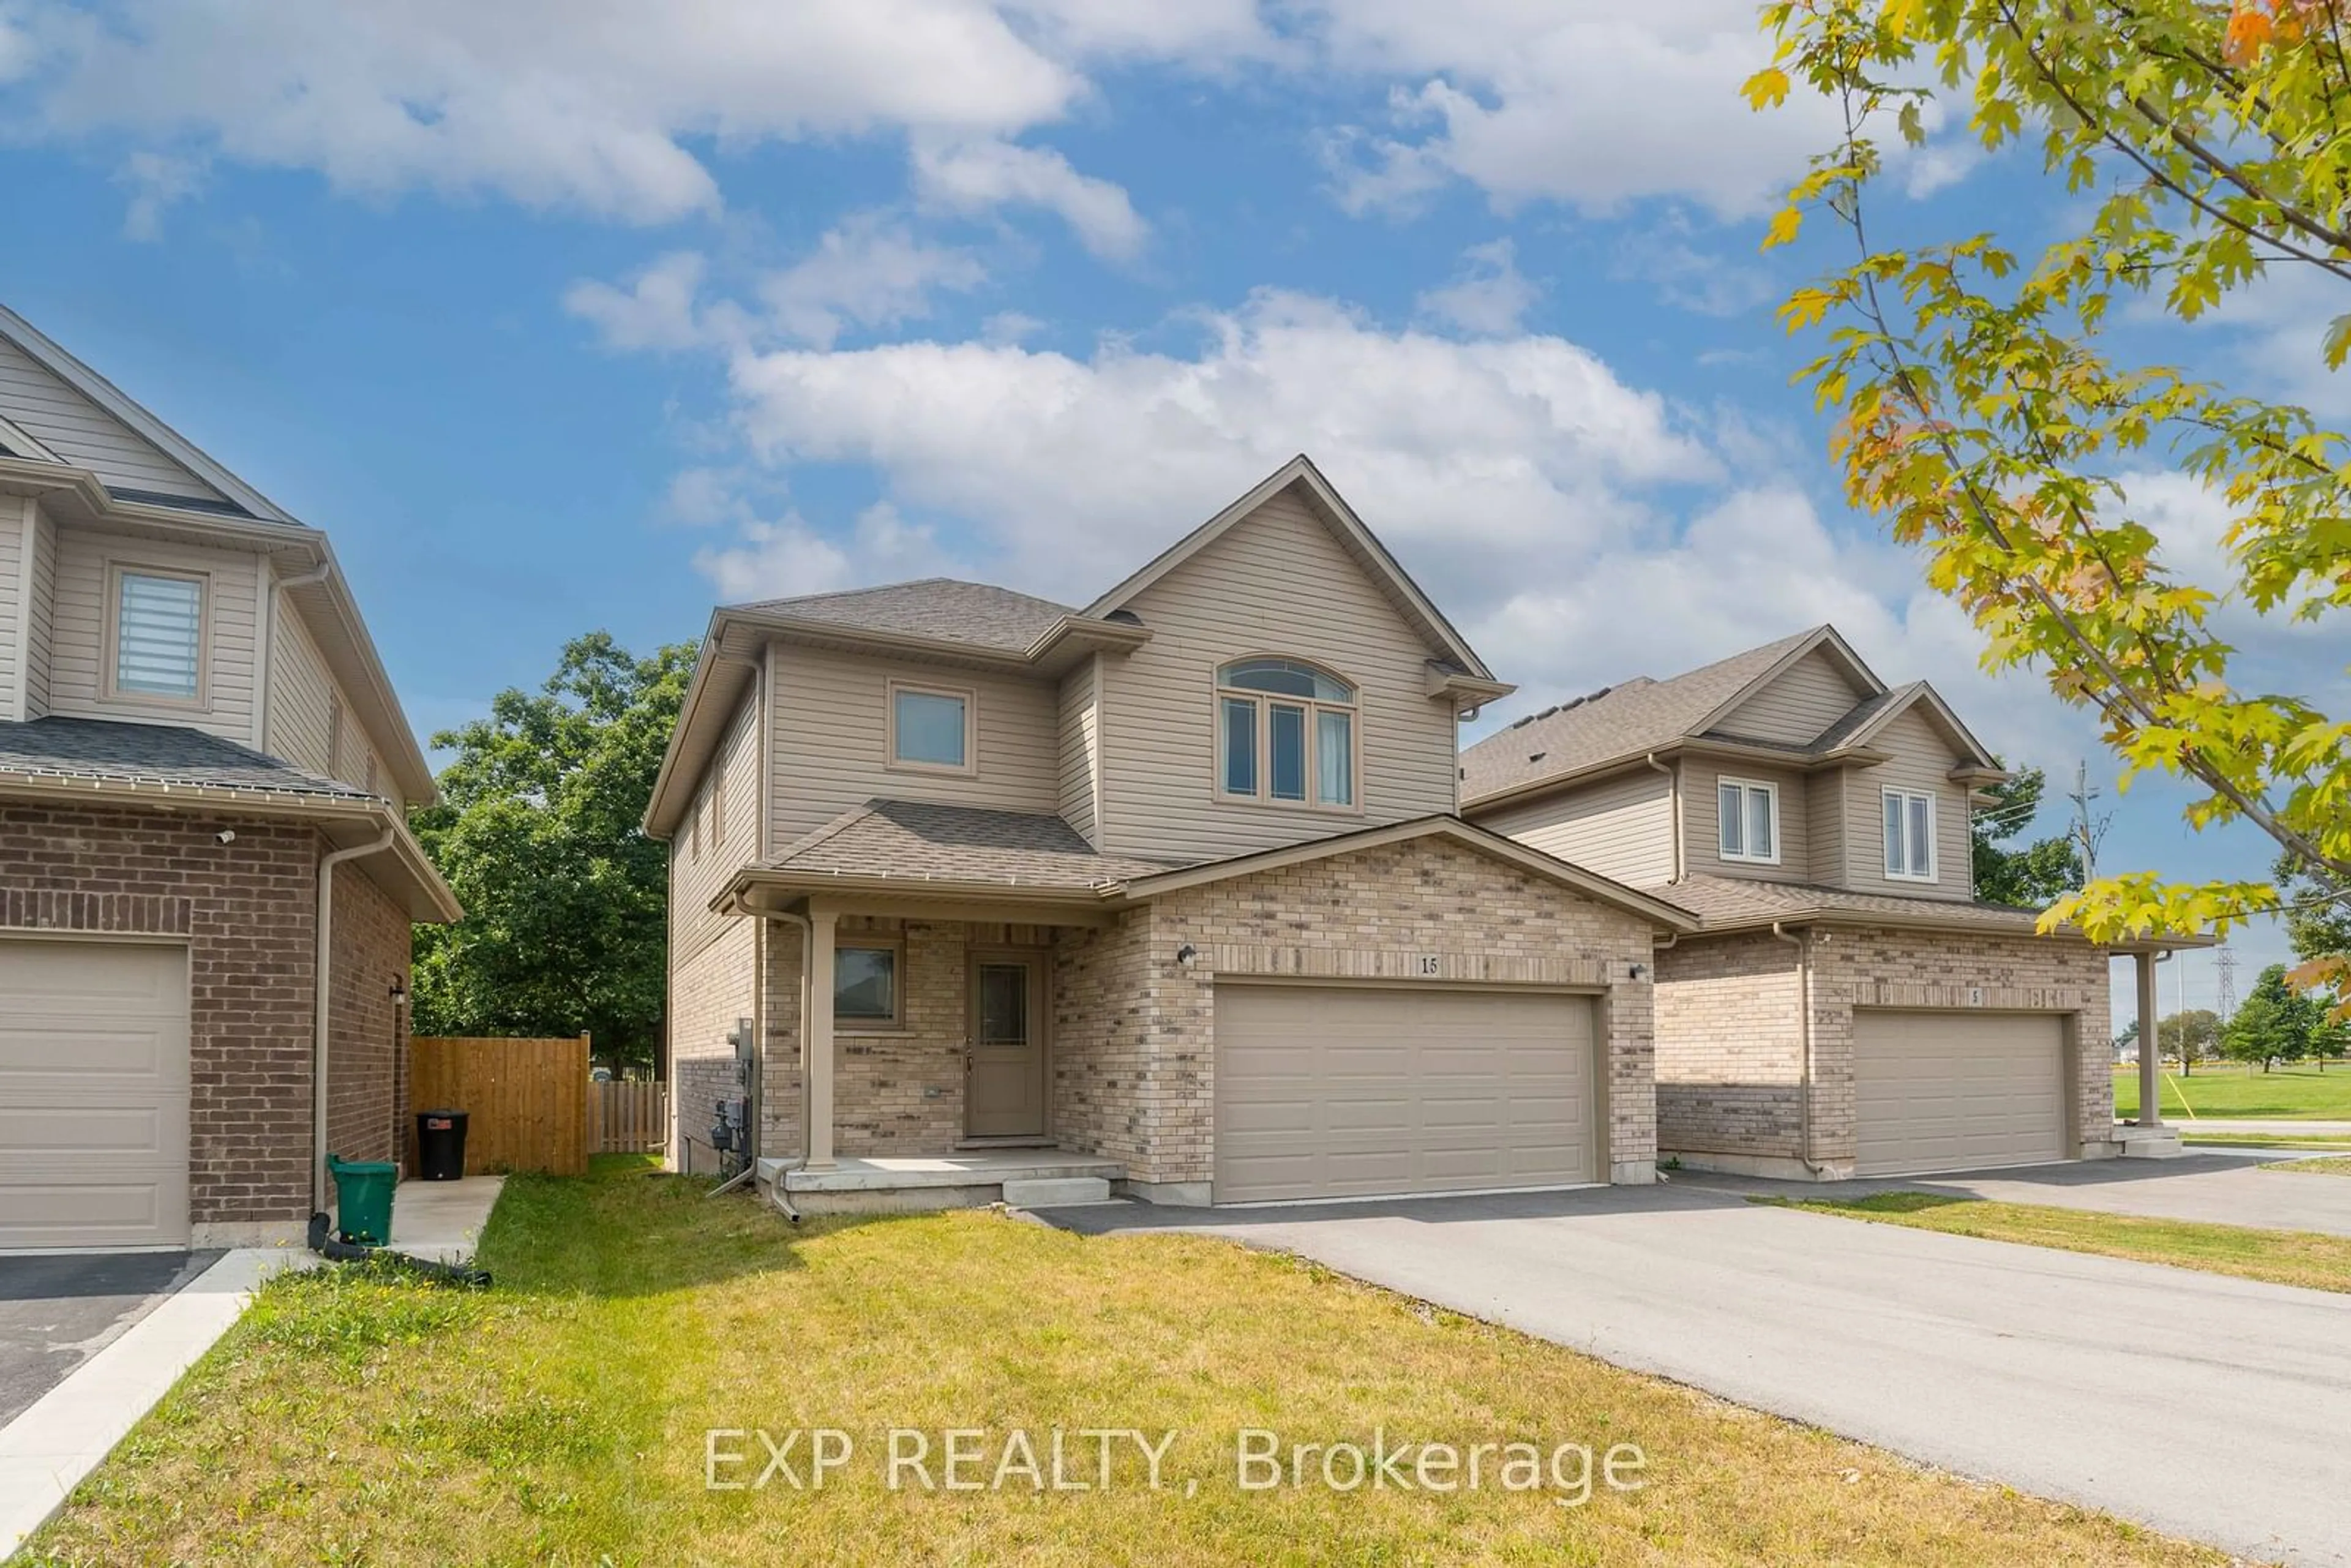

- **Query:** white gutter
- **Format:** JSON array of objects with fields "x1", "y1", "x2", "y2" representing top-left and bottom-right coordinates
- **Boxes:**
[
  {"x1": 1645, "y1": 751, "x2": 1682, "y2": 883},
  {"x1": 1771, "y1": 921, "x2": 1834, "y2": 1178},
  {"x1": 314, "y1": 827, "x2": 395, "y2": 1214}
]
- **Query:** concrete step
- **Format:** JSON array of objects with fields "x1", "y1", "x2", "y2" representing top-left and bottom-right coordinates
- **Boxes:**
[{"x1": 1002, "y1": 1176, "x2": 1113, "y2": 1207}]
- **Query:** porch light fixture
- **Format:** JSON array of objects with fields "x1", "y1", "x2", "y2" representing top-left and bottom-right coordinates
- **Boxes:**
[
  {"x1": 1175, "y1": 943, "x2": 1198, "y2": 969},
  {"x1": 388, "y1": 978, "x2": 408, "y2": 1005},
  {"x1": 1627, "y1": 962, "x2": 1649, "y2": 981}
]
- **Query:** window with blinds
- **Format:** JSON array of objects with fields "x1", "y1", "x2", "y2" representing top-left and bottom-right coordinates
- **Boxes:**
[{"x1": 112, "y1": 569, "x2": 204, "y2": 700}]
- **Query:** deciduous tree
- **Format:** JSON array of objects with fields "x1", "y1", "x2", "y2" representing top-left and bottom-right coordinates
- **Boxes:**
[{"x1": 1971, "y1": 765, "x2": 2084, "y2": 907}]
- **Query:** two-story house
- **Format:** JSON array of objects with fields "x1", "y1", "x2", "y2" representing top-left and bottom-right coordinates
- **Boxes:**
[
  {"x1": 0, "y1": 303, "x2": 457, "y2": 1250},
  {"x1": 647, "y1": 456, "x2": 1695, "y2": 1209},
  {"x1": 1462, "y1": 626, "x2": 2134, "y2": 1179}
]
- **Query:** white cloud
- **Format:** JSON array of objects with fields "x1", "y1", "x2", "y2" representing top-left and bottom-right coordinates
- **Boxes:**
[
  {"x1": 762, "y1": 215, "x2": 986, "y2": 348},
  {"x1": 563, "y1": 252, "x2": 727, "y2": 352},
  {"x1": 910, "y1": 138, "x2": 1149, "y2": 260},
  {"x1": 1415, "y1": 239, "x2": 1539, "y2": 335},
  {"x1": 4, "y1": 0, "x2": 1083, "y2": 223},
  {"x1": 718, "y1": 287, "x2": 1711, "y2": 604},
  {"x1": 114, "y1": 148, "x2": 205, "y2": 241},
  {"x1": 693, "y1": 500, "x2": 952, "y2": 602},
  {"x1": 1611, "y1": 222, "x2": 1775, "y2": 318}
]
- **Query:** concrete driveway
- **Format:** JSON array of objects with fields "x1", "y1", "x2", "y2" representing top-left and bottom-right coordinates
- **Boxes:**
[
  {"x1": 0, "y1": 1252, "x2": 220, "y2": 1427},
  {"x1": 1044, "y1": 1178, "x2": 2350, "y2": 1566}
]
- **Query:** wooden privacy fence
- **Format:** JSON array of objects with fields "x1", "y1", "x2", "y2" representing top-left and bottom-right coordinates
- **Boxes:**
[
  {"x1": 591, "y1": 1080, "x2": 670, "y2": 1153},
  {"x1": 409, "y1": 1035, "x2": 590, "y2": 1177}
]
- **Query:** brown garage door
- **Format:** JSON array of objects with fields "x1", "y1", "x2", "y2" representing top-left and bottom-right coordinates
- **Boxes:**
[
  {"x1": 0, "y1": 940, "x2": 192, "y2": 1250},
  {"x1": 1213, "y1": 983, "x2": 1596, "y2": 1203},
  {"x1": 1853, "y1": 1010, "x2": 2067, "y2": 1177}
]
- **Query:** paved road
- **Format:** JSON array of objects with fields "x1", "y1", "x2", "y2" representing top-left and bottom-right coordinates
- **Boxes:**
[
  {"x1": 1045, "y1": 1182, "x2": 2351, "y2": 1566},
  {"x1": 0, "y1": 1252, "x2": 219, "y2": 1426},
  {"x1": 1685, "y1": 1149, "x2": 2351, "y2": 1237}
]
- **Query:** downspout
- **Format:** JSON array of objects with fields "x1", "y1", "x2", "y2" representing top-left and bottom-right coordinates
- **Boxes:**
[
  {"x1": 1771, "y1": 921, "x2": 1833, "y2": 1178},
  {"x1": 314, "y1": 826, "x2": 395, "y2": 1214},
  {"x1": 1645, "y1": 752, "x2": 1682, "y2": 883}
]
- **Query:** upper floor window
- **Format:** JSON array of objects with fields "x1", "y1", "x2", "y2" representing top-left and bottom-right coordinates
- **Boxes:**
[
  {"x1": 1717, "y1": 777, "x2": 1779, "y2": 865},
  {"x1": 1216, "y1": 658, "x2": 1356, "y2": 809},
  {"x1": 1883, "y1": 787, "x2": 1937, "y2": 881},
  {"x1": 109, "y1": 566, "x2": 205, "y2": 702},
  {"x1": 889, "y1": 681, "x2": 973, "y2": 775}
]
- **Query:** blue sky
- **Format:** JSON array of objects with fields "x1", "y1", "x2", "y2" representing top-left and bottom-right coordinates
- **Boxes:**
[{"x1": 1, "y1": 1, "x2": 2339, "y2": 1018}]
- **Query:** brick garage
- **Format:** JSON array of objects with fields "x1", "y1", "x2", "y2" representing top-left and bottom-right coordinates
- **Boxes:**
[
  {"x1": 0, "y1": 801, "x2": 413, "y2": 1244},
  {"x1": 1654, "y1": 923, "x2": 2114, "y2": 1179},
  {"x1": 1054, "y1": 832, "x2": 1668, "y2": 1199}
]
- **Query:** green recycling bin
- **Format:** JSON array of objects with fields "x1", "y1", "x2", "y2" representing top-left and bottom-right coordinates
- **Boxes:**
[{"x1": 326, "y1": 1154, "x2": 397, "y2": 1247}]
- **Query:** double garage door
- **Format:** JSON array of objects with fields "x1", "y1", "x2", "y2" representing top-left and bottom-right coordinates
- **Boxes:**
[
  {"x1": 0, "y1": 940, "x2": 192, "y2": 1250},
  {"x1": 1853, "y1": 1010, "x2": 2068, "y2": 1177},
  {"x1": 1213, "y1": 983, "x2": 1598, "y2": 1204}
]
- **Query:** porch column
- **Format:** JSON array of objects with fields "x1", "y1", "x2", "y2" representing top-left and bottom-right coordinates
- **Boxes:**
[
  {"x1": 806, "y1": 907, "x2": 838, "y2": 1170},
  {"x1": 2136, "y1": 948, "x2": 2162, "y2": 1128}
]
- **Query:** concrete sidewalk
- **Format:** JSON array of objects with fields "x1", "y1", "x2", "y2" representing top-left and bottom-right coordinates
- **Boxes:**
[
  {"x1": 0, "y1": 1248, "x2": 310, "y2": 1558},
  {"x1": 1682, "y1": 1148, "x2": 2351, "y2": 1237}
]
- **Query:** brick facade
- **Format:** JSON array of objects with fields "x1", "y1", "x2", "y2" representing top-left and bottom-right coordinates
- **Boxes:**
[
  {"x1": 716, "y1": 835, "x2": 1665, "y2": 1197},
  {"x1": 326, "y1": 858, "x2": 411, "y2": 1171},
  {"x1": 668, "y1": 915, "x2": 759, "y2": 1175},
  {"x1": 1655, "y1": 922, "x2": 2115, "y2": 1177},
  {"x1": 0, "y1": 801, "x2": 413, "y2": 1242}
]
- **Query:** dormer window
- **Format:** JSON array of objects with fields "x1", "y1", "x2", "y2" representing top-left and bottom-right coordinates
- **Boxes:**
[
  {"x1": 1216, "y1": 658, "x2": 1357, "y2": 809},
  {"x1": 108, "y1": 565, "x2": 206, "y2": 703}
]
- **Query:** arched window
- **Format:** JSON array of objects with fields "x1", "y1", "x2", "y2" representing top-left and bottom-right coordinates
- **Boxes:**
[{"x1": 1216, "y1": 658, "x2": 1357, "y2": 808}]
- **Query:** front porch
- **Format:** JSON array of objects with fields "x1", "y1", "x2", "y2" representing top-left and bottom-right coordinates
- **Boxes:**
[{"x1": 755, "y1": 1148, "x2": 1125, "y2": 1214}]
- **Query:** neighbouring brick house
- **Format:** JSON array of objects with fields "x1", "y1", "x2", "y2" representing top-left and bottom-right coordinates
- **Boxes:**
[
  {"x1": 0, "y1": 304, "x2": 457, "y2": 1249},
  {"x1": 647, "y1": 456, "x2": 1694, "y2": 1209},
  {"x1": 1462, "y1": 626, "x2": 2195, "y2": 1180}
]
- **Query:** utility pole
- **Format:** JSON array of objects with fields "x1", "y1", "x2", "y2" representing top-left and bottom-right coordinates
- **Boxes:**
[
  {"x1": 2068, "y1": 760, "x2": 2113, "y2": 883},
  {"x1": 2215, "y1": 945, "x2": 2240, "y2": 1025}
]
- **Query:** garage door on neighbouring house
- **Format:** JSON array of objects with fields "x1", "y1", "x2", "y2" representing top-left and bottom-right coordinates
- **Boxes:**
[
  {"x1": 1213, "y1": 983, "x2": 1597, "y2": 1204},
  {"x1": 0, "y1": 940, "x2": 192, "y2": 1250},
  {"x1": 1852, "y1": 1010, "x2": 2067, "y2": 1177}
]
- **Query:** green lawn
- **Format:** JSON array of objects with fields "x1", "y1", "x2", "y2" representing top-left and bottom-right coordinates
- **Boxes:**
[
  {"x1": 2267, "y1": 1157, "x2": 2351, "y2": 1177},
  {"x1": 2113, "y1": 1063, "x2": 2351, "y2": 1120},
  {"x1": 23, "y1": 1158, "x2": 2222, "y2": 1567},
  {"x1": 1769, "y1": 1192, "x2": 2351, "y2": 1293},
  {"x1": 2183, "y1": 1131, "x2": 2351, "y2": 1150}
]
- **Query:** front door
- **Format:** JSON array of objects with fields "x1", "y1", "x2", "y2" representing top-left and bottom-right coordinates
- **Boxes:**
[{"x1": 966, "y1": 952, "x2": 1047, "y2": 1139}]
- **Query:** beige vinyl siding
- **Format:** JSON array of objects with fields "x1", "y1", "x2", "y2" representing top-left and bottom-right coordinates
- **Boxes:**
[
  {"x1": 1843, "y1": 707, "x2": 1974, "y2": 901},
  {"x1": 1805, "y1": 769, "x2": 1848, "y2": 884},
  {"x1": 675, "y1": 687, "x2": 765, "y2": 958},
  {"x1": 1714, "y1": 647, "x2": 1867, "y2": 746},
  {"x1": 44, "y1": 528, "x2": 258, "y2": 740},
  {"x1": 0, "y1": 500, "x2": 20, "y2": 718},
  {"x1": 1478, "y1": 767, "x2": 1675, "y2": 888},
  {"x1": 0, "y1": 334, "x2": 227, "y2": 503},
  {"x1": 768, "y1": 644, "x2": 1060, "y2": 846},
  {"x1": 1095, "y1": 490, "x2": 1460, "y2": 861},
  {"x1": 1057, "y1": 655, "x2": 1101, "y2": 845},
  {"x1": 1682, "y1": 759, "x2": 1810, "y2": 885},
  {"x1": 266, "y1": 601, "x2": 337, "y2": 775},
  {"x1": 24, "y1": 505, "x2": 54, "y2": 715}
]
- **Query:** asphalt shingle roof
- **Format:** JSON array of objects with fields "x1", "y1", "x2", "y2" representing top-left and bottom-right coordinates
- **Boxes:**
[
  {"x1": 732, "y1": 579, "x2": 1078, "y2": 655},
  {"x1": 0, "y1": 716, "x2": 376, "y2": 799},
  {"x1": 766, "y1": 799, "x2": 1187, "y2": 890},
  {"x1": 1660, "y1": 872, "x2": 2053, "y2": 933},
  {"x1": 1461, "y1": 628, "x2": 1824, "y2": 802}
]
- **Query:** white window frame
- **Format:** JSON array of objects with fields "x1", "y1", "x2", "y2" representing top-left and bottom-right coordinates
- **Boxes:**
[
  {"x1": 1715, "y1": 776, "x2": 1782, "y2": 866},
  {"x1": 885, "y1": 678, "x2": 977, "y2": 778},
  {"x1": 1882, "y1": 786, "x2": 1940, "y2": 882},
  {"x1": 103, "y1": 561, "x2": 211, "y2": 708},
  {"x1": 1212, "y1": 658, "x2": 1362, "y2": 814}
]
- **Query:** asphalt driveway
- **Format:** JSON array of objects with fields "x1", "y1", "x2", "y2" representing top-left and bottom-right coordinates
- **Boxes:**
[
  {"x1": 1044, "y1": 1177, "x2": 2350, "y2": 1567},
  {"x1": 0, "y1": 1252, "x2": 220, "y2": 1427}
]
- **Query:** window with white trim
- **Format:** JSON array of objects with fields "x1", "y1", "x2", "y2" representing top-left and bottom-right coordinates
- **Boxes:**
[
  {"x1": 1215, "y1": 658, "x2": 1357, "y2": 808},
  {"x1": 889, "y1": 682, "x2": 972, "y2": 773},
  {"x1": 110, "y1": 568, "x2": 204, "y2": 700},
  {"x1": 1883, "y1": 787, "x2": 1938, "y2": 881},
  {"x1": 1716, "y1": 777, "x2": 1779, "y2": 864}
]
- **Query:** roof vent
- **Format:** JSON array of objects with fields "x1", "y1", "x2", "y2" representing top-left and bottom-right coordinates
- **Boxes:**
[
  {"x1": 1528, "y1": 751, "x2": 1547, "y2": 764},
  {"x1": 1104, "y1": 608, "x2": 1144, "y2": 626}
]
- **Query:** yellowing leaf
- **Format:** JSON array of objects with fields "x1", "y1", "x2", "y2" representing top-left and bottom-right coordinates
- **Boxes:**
[
  {"x1": 1741, "y1": 67, "x2": 1791, "y2": 111},
  {"x1": 2224, "y1": 5, "x2": 2273, "y2": 64},
  {"x1": 2325, "y1": 313, "x2": 2351, "y2": 371},
  {"x1": 1763, "y1": 206, "x2": 1804, "y2": 250}
]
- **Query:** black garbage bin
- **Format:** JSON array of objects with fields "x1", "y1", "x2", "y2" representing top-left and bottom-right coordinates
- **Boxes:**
[{"x1": 415, "y1": 1108, "x2": 469, "y2": 1181}]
